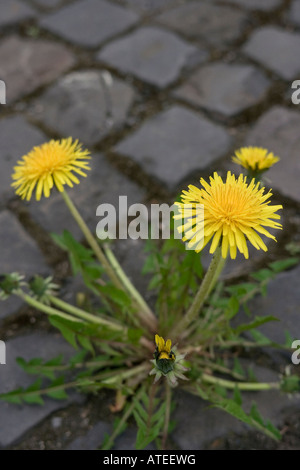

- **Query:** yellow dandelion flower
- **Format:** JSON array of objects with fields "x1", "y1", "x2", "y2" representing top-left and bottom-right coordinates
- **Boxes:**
[
  {"x1": 175, "y1": 171, "x2": 282, "y2": 260},
  {"x1": 155, "y1": 334, "x2": 174, "y2": 361},
  {"x1": 12, "y1": 138, "x2": 91, "y2": 201},
  {"x1": 232, "y1": 147, "x2": 279, "y2": 172}
]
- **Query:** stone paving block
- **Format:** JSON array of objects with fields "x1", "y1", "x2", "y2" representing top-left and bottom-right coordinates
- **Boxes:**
[
  {"x1": 155, "y1": 1, "x2": 249, "y2": 47},
  {"x1": 0, "y1": 0, "x2": 36, "y2": 28},
  {"x1": 33, "y1": 0, "x2": 63, "y2": 8},
  {"x1": 0, "y1": 115, "x2": 47, "y2": 202},
  {"x1": 172, "y1": 390, "x2": 244, "y2": 449},
  {"x1": 0, "y1": 210, "x2": 49, "y2": 320},
  {"x1": 0, "y1": 332, "x2": 83, "y2": 448},
  {"x1": 172, "y1": 359, "x2": 300, "y2": 449},
  {"x1": 114, "y1": 106, "x2": 233, "y2": 190},
  {"x1": 118, "y1": 0, "x2": 181, "y2": 12},
  {"x1": 27, "y1": 153, "x2": 146, "y2": 240},
  {"x1": 0, "y1": 36, "x2": 76, "y2": 103},
  {"x1": 288, "y1": 0, "x2": 300, "y2": 26},
  {"x1": 240, "y1": 264, "x2": 300, "y2": 346},
  {"x1": 219, "y1": 0, "x2": 281, "y2": 11},
  {"x1": 67, "y1": 421, "x2": 111, "y2": 450},
  {"x1": 245, "y1": 106, "x2": 300, "y2": 202},
  {"x1": 29, "y1": 70, "x2": 136, "y2": 146},
  {"x1": 98, "y1": 26, "x2": 204, "y2": 88},
  {"x1": 174, "y1": 63, "x2": 271, "y2": 117},
  {"x1": 243, "y1": 27, "x2": 300, "y2": 80},
  {"x1": 39, "y1": 0, "x2": 139, "y2": 48}
]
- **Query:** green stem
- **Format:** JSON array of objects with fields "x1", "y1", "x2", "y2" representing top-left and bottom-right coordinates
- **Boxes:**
[
  {"x1": 18, "y1": 292, "x2": 85, "y2": 323},
  {"x1": 162, "y1": 382, "x2": 172, "y2": 449},
  {"x1": 201, "y1": 373, "x2": 279, "y2": 391},
  {"x1": 101, "y1": 385, "x2": 146, "y2": 450},
  {"x1": 49, "y1": 295, "x2": 126, "y2": 333},
  {"x1": 104, "y1": 245, "x2": 157, "y2": 325},
  {"x1": 101, "y1": 363, "x2": 150, "y2": 384},
  {"x1": 61, "y1": 190, "x2": 123, "y2": 290},
  {"x1": 171, "y1": 245, "x2": 223, "y2": 339}
]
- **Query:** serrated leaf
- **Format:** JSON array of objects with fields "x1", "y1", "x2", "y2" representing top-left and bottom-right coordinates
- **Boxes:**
[
  {"x1": 250, "y1": 402, "x2": 264, "y2": 426},
  {"x1": 233, "y1": 385, "x2": 242, "y2": 406},
  {"x1": 234, "y1": 316, "x2": 278, "y2": 336},
  {"x1": 269, "y1": 257, "x2": 299, "y2": 273}
]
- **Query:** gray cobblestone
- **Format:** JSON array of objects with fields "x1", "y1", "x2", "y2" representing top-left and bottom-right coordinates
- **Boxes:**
[
  {"x1": 219, "y1": 0, "x2": 282, "y2": 11},
  {"x1": 288, "y1": 0, "x2": 300, "y2": 26},
  {"x1": 98, "y1": 26, "x2": 203, "y2": 88},
  {"x1": 174, "y1": 62, "x2": 271, "y2": 117},
  {"x1": 30, "y1": 70, "x2": 136, "y2": 145},
  {"x1": 245, "y1": 106, "x2": 300, "y2": 203},
  {"x1": 0, "y1": 36, "x2": 76, "y2": 103},
  {"x1": 0, "y1": 0, "x2": 36, "y2": 28},
  {"x1": 114, "y1": 106, "x2": 233, "y2": 190},
  {"x1": 0, "y1": 210, "x2": 49, "y2": 320},
  {"x1": 0, "y1": 332, "x2": 83, "y2": 448},
  {"x1": 39, "y1": 0, "x2": 139, "y2": 48},
  {"x1": 156, "y1": 1, "x2": 249, "y2": 47},
  {"x1": 0, "y1": 115, "x2": 47, "y2": 202},
  {"x1": 243, "y1": 27, "x2": 300, "y2": 80}
]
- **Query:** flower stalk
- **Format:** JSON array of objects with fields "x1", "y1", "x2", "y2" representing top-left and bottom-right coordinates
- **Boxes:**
[{"x1": 171, "y1": 245, "x2": 223, "y2": 339}]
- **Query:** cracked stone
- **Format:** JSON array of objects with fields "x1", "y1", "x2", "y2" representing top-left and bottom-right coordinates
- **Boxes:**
[
  {"x1": 243, "y1": 27, "x2": 300, "y2": 80},
  {"x1": 29, "y1": 70, "x2": 136, "y2": 146},
  {"x1": 0, "y1": 0, "x2": 36, "y2": 28},
  {"x1": 288, "y1": 0, "x2": 300, "y2": 26},
  {"x1": 174, "y1": 62, "x2": 271, "y2": 117},
  {"x1": 39, "y1": 0, "x2": 139, "y2": 48},
  {"x1": 245, "y1": 106, "x2": 300, "y2": 202},
  {"x1": 219, "y1": 0, "x2": 281, "y2": 11},
  {"x1": 27, "y1": 153, "x2": 146, "y2": 240},
  {"x1": 156, "y1": 1, "x2": 249, "y2": 47},
  {"x1": 0, "y1": 115, "x2": 47, "y2": 202},
  {"x1": 114, "y1": 105, "x2": 233, "y2": 190},
  {"x1": 0, "y1": 36, "x2": 76, "y2": 103},
  {"x1": 97, "y1": 26, "x2": 203, "y2": 88},
  {"x1": 0, "y1": 210, "x2": 49, "y2": 320},
  {"x1": 0, "y1": 332, "x2": 83, "y2": 448}
]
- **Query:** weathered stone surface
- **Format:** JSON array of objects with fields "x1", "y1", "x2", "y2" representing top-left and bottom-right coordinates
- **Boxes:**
[
  {"x1": 288, "y1": 0, "x2": 300, "y2": 26},
  {"x1": 219, "y1": 0, "x2": 281, "y2": 11},
  {"x1": 0, "y1": 332, "x2": 83, "y2": 448},
  {"x1": 114, "y1": 106, "x2": 233, "y2": 190},
  {"x1": 0, "y1": 211, "x2": 49, "y2": 320},
  {"x1": 0, "y1": 115, "x2": 47, "y2": 201},
  {"x1": 27, "y1": 153, "x2": 146, "y2": 240},
  {"x1": 242, "y1": 264, "x2": 300, "y2": 345},
  {"x1": 172, "y1": 390, "x2": 244, "y2": 449},
  {"x1": 245, "y1": 106, "x2": 300, "y2": 202},
  {"x1": 98, "y1": 27, "x2": 203, "y2": 88},
  {"x1": 173, "y1": 359, "x2": 300, "y2": 449},
  {"x1": 30, "y1": 70, "x2": 136, "y2": 146},
  {"x1": 114, "y1": 427, "x2": 155, "y2": 450},
  {"x1": 243, "y1": 27, "x2": 300, "y2": 80},
  {"x1": 118, "y1": 0, "x2": 180, "y2": 12},
  {"x1": 67, "y1": 421, "x2": 111, "y2": 450},
  {"x1": 33, "y1": 0, "x2": 62, "y2": 8},
  {"x1": 174, "y1": 63, "x2": 271, "y2": 117},
  {"x1": 39, "y1": 0, "x2": 139, "y2": 48},
  {"x1": 0, "y1": 0, "x2": 36, "y2": 28},
  {"x1": 0, "y1": 36, "x2": 75, "y2": 103},
  {"x1": 156, "y1": 2, "x2": 248, "y2": 47}
]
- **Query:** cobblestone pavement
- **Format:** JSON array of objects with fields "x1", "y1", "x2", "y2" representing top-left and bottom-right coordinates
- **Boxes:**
[{"x1": 0, "y1": 0, "x2": 300, "y2": 450}]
